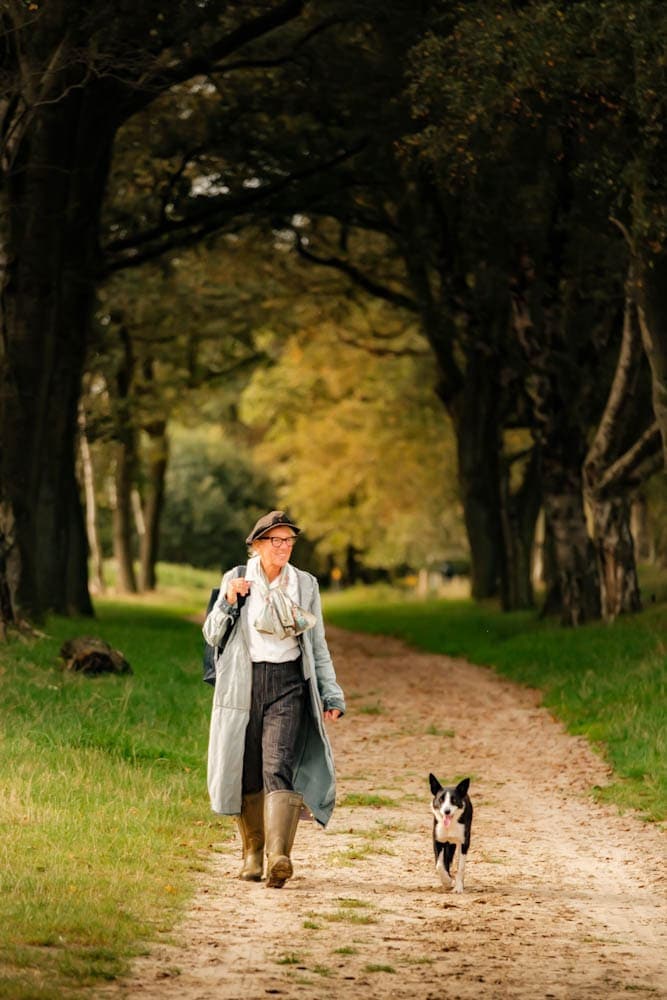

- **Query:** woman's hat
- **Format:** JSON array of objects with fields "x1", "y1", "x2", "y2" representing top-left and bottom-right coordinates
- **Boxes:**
[{"x1": 246, "y1": 510, "x2": 301, "y2": 545}]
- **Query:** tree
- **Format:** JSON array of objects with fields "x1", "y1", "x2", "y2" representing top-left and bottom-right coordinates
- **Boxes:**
[
  {"x1": 405, "y1": 0, "x2": 665, "y2": 623},
  {"x1": 158, "y1": 426, "x2": 274, "y2": 570},
  {"x1": 82, "y1": 236, "x2": 281, "y2": 591},
  {"x1": 239, "y1": 299, "x2": 464, "y2": 579},
  {"x1": 214, "y1": 5, "x2": 535, "y2": 605},
  {"x1": 0, "y1": 0, "x2": 307, "y2": 623}
]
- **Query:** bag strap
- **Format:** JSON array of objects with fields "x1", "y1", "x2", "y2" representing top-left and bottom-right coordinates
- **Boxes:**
[{"x1": 231, "y1": 564, "x2": 247, "y2": 610}]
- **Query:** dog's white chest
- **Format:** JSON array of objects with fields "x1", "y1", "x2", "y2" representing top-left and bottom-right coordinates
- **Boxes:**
[{"x1": 434, "y1": 817, "x2": 465, "y2": 844}]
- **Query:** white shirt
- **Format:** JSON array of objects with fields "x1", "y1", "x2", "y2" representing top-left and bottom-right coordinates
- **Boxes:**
[{"x1": 245, "y1": 555, "x2": 301, "y2": 663}]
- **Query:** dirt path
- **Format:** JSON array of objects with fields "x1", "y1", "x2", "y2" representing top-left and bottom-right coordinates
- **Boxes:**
[{"x1": 100, "y1": 627, "x2": 667, "y2": 999}]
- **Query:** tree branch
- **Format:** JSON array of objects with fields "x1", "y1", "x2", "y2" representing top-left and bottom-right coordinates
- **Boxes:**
[
  {"x1": 208, "y1": 15, "x2": 342, "y2": 76},
  {"x1": 102, "y1": 142, "x2": 366, "y2": 275},
  {"x1": 292, "y1": 233, "x2": 419, "y2": 313},
  {"x1": 130, "y1": 0, "x2": 306, "y2": 111},
  {"x1": 584, "y1": 258, "x2": 642, "y2": 483},
  {"x1": 335, "y1": 329, "x2": 428, "y2": 358},
  {"x1": 595, "y1": 422, "x2": 662, "y2": 498}
]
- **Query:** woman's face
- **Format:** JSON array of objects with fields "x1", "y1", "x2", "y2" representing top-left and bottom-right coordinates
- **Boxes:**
[{"x1": 254, "y1": 527, "x2": 297, "y2": 578}]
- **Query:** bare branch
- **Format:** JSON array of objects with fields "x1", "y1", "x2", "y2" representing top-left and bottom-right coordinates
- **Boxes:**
[
  {"x1": 157, "y1": 147, "x2": 205, "y2": 228},
  {"x1": 293, "y1": 233, "x2": 419, "y2": 313},
  {"x1": 595, "y1": 422, "x2": 662, "y2": 497},
  {"x1": 609, "y1": 216, "x2": 636, "y2": 257},
  {"x1": 585, "y1": 258, "x2": 642, "y2": 482},
  {"x1": 103, "y1": 142, "x2": 366, "y2": 275},
  {"x1": 131, "y1": 0, "x2": 306, "y2": 110},
  {"x1": 335, "y1": 328, "x2": 428, "y2": 358},
  {"x1": 209, "y1": 14, "x2": 342, "y2": 76}
]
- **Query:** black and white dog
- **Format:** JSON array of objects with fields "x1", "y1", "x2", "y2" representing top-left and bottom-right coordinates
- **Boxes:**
[{"x1": 429, "y1": 773, "x2": 473, "y2": 893}]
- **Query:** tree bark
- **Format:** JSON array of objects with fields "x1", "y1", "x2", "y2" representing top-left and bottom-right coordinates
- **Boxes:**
[
  {"x1": 500, "y1": 448, "x2": 541, "y2": 610},
  {"x1": 635, "y1": 250, "x2": 667, "y2": 465},
  {"x1": 543, "y1": 485, "x2": 600, "y2": 626},
  {"x1": 110, "y1": 329, "x2": 138, "y2": 594},
  {"x1": 539, "y1": 512, "x2": 563, "y2": 616},
  {"x1": 631, "y1": 493, "x2": 653, "y2": 563},
  {"x1": 582, "y1": 263, "x2": 642, "y2": 619},
  {"x1": 112, "y1": 440, "x2": 138, "y2": 594},
  {"x1": 139, "y1": 421, "x2": 169, "y2": 592},
  {"x1": 512, "y1": 281, "x2": 601, "y2": 624},
  {"x1": 589, "y1": 497, "x2": 641, "y2": 620},
  {"x1": 449, "y1": 355, "x2": 506, "y2": 601},
  {"x1": 0, "y1": 83, "x2": 114, "y2": 620},
  {"x1": 78, "y1": 401, "x2": 106, "y2": 594}
]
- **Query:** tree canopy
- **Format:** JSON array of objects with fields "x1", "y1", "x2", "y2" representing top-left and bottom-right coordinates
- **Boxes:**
[{"x1": 0, "y1": 0, "x2": 665, "y2": 628}]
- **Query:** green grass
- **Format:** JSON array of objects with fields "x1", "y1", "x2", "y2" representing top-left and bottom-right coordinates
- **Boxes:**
[
  {"x1": 0, "y1": 572, "x2": 229, "y2": 999},
  {"x1": 324, "y1": 577, "x2": 667, "y2": 823},
  {"x1": 338, "y1": 792, "x2": 398, "y2": 809}
]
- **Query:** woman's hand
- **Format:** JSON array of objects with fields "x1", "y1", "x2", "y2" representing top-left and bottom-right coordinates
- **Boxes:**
[
  {"x1": 226, "y1": 578, "x2": 251, "y2": 604},
  {"x1": 323, "y1": 708, "x2": 342, "y2": 721}
]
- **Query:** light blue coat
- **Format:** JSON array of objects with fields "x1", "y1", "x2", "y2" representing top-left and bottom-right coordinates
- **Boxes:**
[{"x1": 204, "y1": 565, "x2": 345, "y2": 826}]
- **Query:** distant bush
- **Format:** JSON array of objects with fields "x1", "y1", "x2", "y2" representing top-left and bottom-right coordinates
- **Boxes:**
[{"x1": 158, "y1": 431, "x2": 273, "y2": 569}]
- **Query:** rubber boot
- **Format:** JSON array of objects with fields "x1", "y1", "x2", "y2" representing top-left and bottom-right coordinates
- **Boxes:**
[
  {"x1": 264, "y1": 790, "x2": 302, "y2": 888},
  {"x1": 235, "y1": 791, "x2": 264, "y2": 881}
]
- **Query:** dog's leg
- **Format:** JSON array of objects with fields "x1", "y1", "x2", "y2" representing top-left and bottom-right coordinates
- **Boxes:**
[
  {"x1": 435, "y1": 847, "x2": 453, "y2": 888},
  {"x1": 454, "y1": 847, "x2": 466, "y2": 894}
]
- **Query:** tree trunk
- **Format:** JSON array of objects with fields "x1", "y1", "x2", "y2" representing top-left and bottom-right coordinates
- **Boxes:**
[
  {"x1": 139, "y1": 421, "x2": 169, "y2": 591},
  {"x1": 581, "y1": 264, "x2": 652, "y2": 620},
  {"x1": 66, "y1": 482, "x2": 95, "y2": 616},
  {"x1": 631, "y1": 493, "x2": 653, "y2": 563},
  {"x1": 543, "y1": 482, "x2": 600, "y2": 626},
  {"x1": 512, "y1": 262, "x2": 601, "y2": 624},
  {"x1": 539, "y1": 511, "x2": 563, "y2": 616},
  {"x1": 589, "y1": 497, "x2": 641, "y2": 621},
  {"x1": 449, "y1": 353, "x2": 506, "y2": 601},
  {"x1": 345, "y1": 545, "x2": 361, "y2": 585},
  {"x1": 78, "y1": 402, "x2": 106, "y2": 594},
  {"x1": 112, "y1": 439, "x2": 138, "y2": 594},
  {"x1": 500, "y1": 449, "x2": 541, "y2": 610},
  {"x1": 635, "y1": 251, "x2": 667, "y2": 465},
  {"x1": 396, "y1": 185, "x2": 507, "y2": 604},
  {"x1": 0, "y1": 84, "x2": 114, "y2": 621},
  {"x1": 109, "y1": 326, "x2": 138, "y2": 593}
]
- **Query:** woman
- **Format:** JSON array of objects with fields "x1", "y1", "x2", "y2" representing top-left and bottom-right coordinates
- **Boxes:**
[{"x1": 203, "y1": 510, "x2": 345, "y2": 888}]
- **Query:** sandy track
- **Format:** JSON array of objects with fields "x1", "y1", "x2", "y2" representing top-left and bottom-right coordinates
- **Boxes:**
[{"x1": 98, "y1": 627, "x2": 667, "y2": 999}]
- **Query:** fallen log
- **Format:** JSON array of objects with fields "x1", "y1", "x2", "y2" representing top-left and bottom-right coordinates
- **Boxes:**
[{"x1": 59, "y1": 636, "x2": 132, "y2": 676}]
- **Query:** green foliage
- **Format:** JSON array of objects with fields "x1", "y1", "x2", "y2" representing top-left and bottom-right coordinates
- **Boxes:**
[
  {"x1": 240, "y1": 305, "x2": 464, "y2": 574},
  {"x1": 407, "y1": 1, "x2": 667, "y2": 244},
  {"x1": 325, "y1": 586, "x2": 667, "y2": 822},
  {"x1": 158, "y1": 425, "x2": 274, "y2": 569},
  {"x1": 338, "y1": 793, "x2": 398, "y2": 808}
]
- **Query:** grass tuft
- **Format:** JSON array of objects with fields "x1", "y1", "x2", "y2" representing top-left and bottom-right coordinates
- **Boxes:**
[{"x1": 338, "y1": 793, "x2": 398, "y2": 809}]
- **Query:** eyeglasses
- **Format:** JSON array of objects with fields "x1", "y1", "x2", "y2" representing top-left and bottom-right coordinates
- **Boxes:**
[{"x1": 262, "y1": 536, "x2": 297, "y2": 548}]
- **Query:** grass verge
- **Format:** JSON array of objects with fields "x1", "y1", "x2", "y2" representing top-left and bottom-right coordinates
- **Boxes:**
[
  {"x1": 324, "y1": 579, "x2": 667, "y2": 824},
  {"x1": 0, "y1": 566, "x2": 228, "y2": 999}
]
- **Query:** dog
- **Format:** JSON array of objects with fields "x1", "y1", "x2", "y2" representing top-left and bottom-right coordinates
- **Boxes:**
[{"x1": 429, "y1": 773, "x2": 473, "y2": 893}]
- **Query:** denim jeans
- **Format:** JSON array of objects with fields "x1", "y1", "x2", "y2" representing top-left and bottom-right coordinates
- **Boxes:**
[{"x1": 242, "y1": 658, "x2": 307, "y2": 795}]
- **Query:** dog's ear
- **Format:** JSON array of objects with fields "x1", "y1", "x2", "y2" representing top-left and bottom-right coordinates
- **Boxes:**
[
  {"x1": 456, "y1": 777, "x2": 470, "y2": 797},
  {"x1": 429, "y1": 773, "x2": 442, "y2": 795}
]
